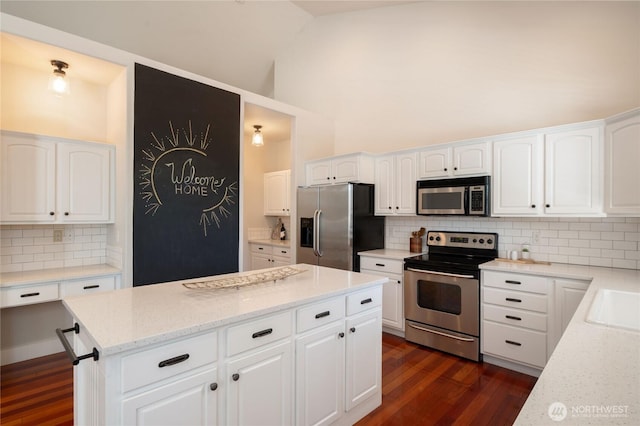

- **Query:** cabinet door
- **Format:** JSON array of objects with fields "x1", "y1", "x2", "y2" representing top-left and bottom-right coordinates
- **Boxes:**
[
  {"x1": 57, "y1": 142, "x2": 112, "y2": 222},
  {"x1": 553, "y1": 279, "x2": 589, "y2": 353},
  {"x1": 251, "y1": 252, "x2": 273, "y2": 270},
  {"x1": 605, "y1": 113, "x2": 640, "y2": 215},
  {"x1": 345, "y1": 309, "x2": 382, "y2": 411},
  {"x1": 295, "y1": 322, "x2": 345, "y2": 426},
  {"x1": 264, "y1": 170, "x2": 290, "y2": 216},
  {"x1": 359, "y1": 268, "x2": 403, "y2": 331},
  {"x1": 417, "y1": 147, "x2": 450, "y2": 179},
  {"x1": 545, "y1": 127, "x2": 602, "y2": 215},
  {"x1": 374, "y1": 155, "x2": 394, "y2": 215},
  {"x1": 122, "y1": 367, "x2": 218, "y2": 426},
  {"x1": 1, "y1": 135, "x2": 56, "y2": 222},
  {"x1": 453, "y1": 142, "x2": 491, "y2": 176},
  {"x1": 332, "y1": 157, "x2": 359, "y2": 183},
  {"x1": 306, "y1": 160, "x2": 332, "y2": 185},
  {"x1": 492, "y1": 135, "x2": 544, "y2": 216},
  {"x1": 226, "y1": 340, "x2": 292, "y2": 426},
  {"x1": 394, "y1": 152, "x2": 417, "y2": 214}
]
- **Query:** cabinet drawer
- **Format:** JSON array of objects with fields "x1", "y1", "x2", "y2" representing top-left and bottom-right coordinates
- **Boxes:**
[
  {"x1": 227, "y1": 311, "x2": 292, "y2": 357},
  {"x1": 360, "y1": 257, "x2": 403, "y2": 274},
  {"x1": 121, "y1": 331, "x2": 217, "y2": 392},
  {"x1": 346, "y1": 286, "x2": 382, "y2": 316},
  {"x1": 482, "y1": 271, "x2": 549, "y2": 294},
  {"x1": 272, "y1": 247, "x2": 291, "y2": 259},
  {"x1": 1, "y1": 283, "x2": 59, "y2": 308},
  {"x1": 297, "y1": 296, "x2": 345, "y2": 333},
  {"x1": 483, "y1": 304, "x2": 547, "y2": 332},
  {"x1": 250, "y1": 244, "x2": 272, "y2": 255},
  {"x1": 483, "y1": 321, "x2": 547, "y2": 368},
  {"x1": 483, "y1": 287, "x2": 548, "y2": 313},
  {"x1": 62, "y1": 276, "x2": 116, "y2": 298}
]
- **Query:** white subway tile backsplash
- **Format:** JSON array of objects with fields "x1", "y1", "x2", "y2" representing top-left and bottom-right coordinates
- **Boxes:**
[
  {"x1": 385, "y1": 216, "x2": 640, "y2": 270},
  {"x1": 1, "y1": 224, "x2": 108, "y2": 273}
]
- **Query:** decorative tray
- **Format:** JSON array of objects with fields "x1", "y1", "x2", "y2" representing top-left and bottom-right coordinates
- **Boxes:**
[{"x1": 182, "y1": 266, "x2": 307, "y2": 290}]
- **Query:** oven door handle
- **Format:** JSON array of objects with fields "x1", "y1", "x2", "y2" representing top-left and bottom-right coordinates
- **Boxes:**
[
  {"x1": 406, "y1": 268, "x2": 475, "y2": 280},
  {"x1": 407, "y1": 322, "x2": 475, "y2": 343}
]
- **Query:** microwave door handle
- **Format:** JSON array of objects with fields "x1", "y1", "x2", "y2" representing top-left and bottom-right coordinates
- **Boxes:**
[
  {"x1": 406, "y1": 268, "x2": 475, "y2": 280},
  {"x1": 464, "y1": 186, "x2": 470, "y2": 214}
]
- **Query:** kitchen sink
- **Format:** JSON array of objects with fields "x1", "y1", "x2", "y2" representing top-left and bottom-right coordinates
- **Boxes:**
[{"x1": 586, "y1": 289, "x2": 640, "y2": 332}]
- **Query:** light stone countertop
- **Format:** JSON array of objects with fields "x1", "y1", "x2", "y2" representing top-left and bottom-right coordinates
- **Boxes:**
[
  {"x1": 480, "y1": 260, "x2": 640, "y2": 425},
  {"x1": 62, "y1": 264, "x2": 386, "y2": 356},
  {"x1": 248, "y1": 239, "x2": 291, "y2": 248},
  {"x1": 0, "y1": 264, "x2": 121, "y2": 288},
  {"x1": 358, "y1": 248, "x2": 423, "y2": 260}
]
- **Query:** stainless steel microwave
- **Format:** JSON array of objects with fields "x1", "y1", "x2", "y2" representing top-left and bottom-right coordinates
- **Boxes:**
[{"x1": 416, "y1": 176, "x2": 490, "y2": 216}]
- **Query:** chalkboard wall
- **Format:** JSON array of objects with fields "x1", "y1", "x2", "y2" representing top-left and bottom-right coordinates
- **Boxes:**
[{"x1": 133, "y1": 64, "x2": 240, "y2": 286}]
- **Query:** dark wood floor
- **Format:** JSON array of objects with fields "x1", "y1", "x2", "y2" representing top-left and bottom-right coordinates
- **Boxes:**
[{"x1": 0, "y1": 333, "x2": 535, "y2": 425}]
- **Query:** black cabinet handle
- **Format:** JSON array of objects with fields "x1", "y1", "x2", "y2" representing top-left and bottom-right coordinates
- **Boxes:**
[
  {"x1": 83, "y1": 285, "x2": 100, "y2": 290},
  {"x1": 232, "y1": 373, "x2": 240, "y2": 381},
  {"x1": 252, "y1": 328, "x2": 273, "y2": 339},
  {"x1": 64, "y1": 212, "x2": 69, "y2": 216},
  {"x1": 55, "y1": 323, "x2": 99, "y2": 365},
  {"x1": 505, "y1": 315, "x2": 522, "y2": 321},
  {"x1": 505, "y1": 280, "x2": 521, "y2": 285},
  {"x1": 350, "y1": 327, "x2": 356, "y2": 333},
  {"x1": 210, "y1": 383, "x2": 218, "y2": 391},
  {"x1": 158, "y1": 353, "x2": 190, "y2": 368},
  {"x1": 531, "y1": 204, "x2": 536, "y2": 208},
  {"x1": 49, "y1": 212, "x2": 55, "y2": 216},
  {"x1": 546, "y1": 204, "x2": 550, "y2": 208},
  {"x1": 338, "y1": 332, "x2": 345, "y2": 338},
  {"x1": 505, "y1": 340, "x2": 522, "y2": 347},
  {"x1": 360, "y1": 298, "x2": 373, "y2": 305},
  {"x1": 258, "y1": 247, "x2": 264, "y2": 251},
  {"x1": 505, "y1": 297, "x2": 522, "y2": 303},
  {"x1": 20, "y1": 292, "x2": 40, "y2": 298},
  {"x1": 444, "y1": 168, "x2": 448, "y2": 172},
  {"x1": 315, "y1": 311, "x2": 330, "y2": 319},
  {"x1": 375, "y1": 263, "x2": 385, "y2": 267},
  {"x1": 454, "y1": 167, "x2": 458, "y2": 171}
]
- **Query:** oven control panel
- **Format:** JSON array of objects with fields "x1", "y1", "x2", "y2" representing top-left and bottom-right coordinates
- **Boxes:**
[{"x1": 426, "y1": 231, "x2": 497, "y2": 250}]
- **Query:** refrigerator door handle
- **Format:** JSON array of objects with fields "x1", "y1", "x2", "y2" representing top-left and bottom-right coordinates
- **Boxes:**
[{"x1": 315, "y1": 209, "x2": 323, "y2": 257}]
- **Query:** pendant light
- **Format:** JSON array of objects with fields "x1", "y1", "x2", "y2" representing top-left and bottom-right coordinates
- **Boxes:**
[
  {"x1": 49, "y1": 59, "x2": 70, "y2": 96},
  {"x1": 252, "y1": 125, "x2": 264, "y2": 147}
]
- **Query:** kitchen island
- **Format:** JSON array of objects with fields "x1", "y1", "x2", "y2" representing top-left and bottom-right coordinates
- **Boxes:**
[{"x1": 61, "y1": 264, "x2": 386, "y2": 425}]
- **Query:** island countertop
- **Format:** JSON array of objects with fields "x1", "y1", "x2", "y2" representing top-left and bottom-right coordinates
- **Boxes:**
[
  {"x1": 62, "y1": 264, "x2": 386, "y2": 356},
  {"x1": 480, "y1": 261, "x2": 640, "y2": 425}
]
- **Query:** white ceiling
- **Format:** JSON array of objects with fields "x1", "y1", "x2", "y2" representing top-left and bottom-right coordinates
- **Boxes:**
[{"x1": 292, "y1": 1, "x2": 418, "y2": 16}]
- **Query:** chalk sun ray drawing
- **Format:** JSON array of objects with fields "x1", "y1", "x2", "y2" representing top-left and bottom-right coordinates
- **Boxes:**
[{"x1": 138, "y1": 120, "x2": 237, "y2": 236}]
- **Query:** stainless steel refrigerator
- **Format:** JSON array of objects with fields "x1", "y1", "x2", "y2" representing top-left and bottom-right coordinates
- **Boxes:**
[{"x1": 297, "y1": 183, "x2": 385, "y2": 271}]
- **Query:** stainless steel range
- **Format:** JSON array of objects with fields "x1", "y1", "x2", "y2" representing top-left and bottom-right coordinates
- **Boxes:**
[{"x1": 404, "y1": 230, "x2": 498, "y2": 361}]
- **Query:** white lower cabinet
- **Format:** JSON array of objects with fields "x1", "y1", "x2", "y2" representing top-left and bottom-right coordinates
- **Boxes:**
[
  {"x1": 73, "y1": 284, "x2": 383, "y2": 426},
  {"x1": 482, "y1": 270, "x2": 591, "y2": 374},
  {"x1": 359, "y1": 255, "x2": 404, "y2": 332},
  {"x1": 249, "y1": 243, "x2": 291, "y2": 270}
]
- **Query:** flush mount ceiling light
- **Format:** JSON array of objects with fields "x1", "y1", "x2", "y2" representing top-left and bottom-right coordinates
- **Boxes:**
[
  {"x1": 252, "y1": 125, "x2": 264, "y2": 147},
  {"x1": 49, "y1": 59, "x2": 70, "y2": 95}
]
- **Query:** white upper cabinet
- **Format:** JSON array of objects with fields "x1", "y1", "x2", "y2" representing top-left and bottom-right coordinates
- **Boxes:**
[
  {"x1": 264, "y1": 169, "x2": 290, "y2": 216},
  {"x1": 544, "y1": 126, "x2": 602, "y2": 215},
  {"x1": 604, "y1": 109, "x2": 640, "y2": 216},
  {"x1": 417, "y1": 141, "x2": 491, "y2": 179},
  {"x1": 374, "y1": 152, "x2": 416, "y2": 215},
  {"x1": 492, "y1": 124, "x2": 603, "y2": 217},
  {"x1": 492, "y1": 135, "x2": 544, "y2": 216},
  {"x1": 1, "y1": 131, "x2": 114, "y2": 224},
  {"x1": 305, "y1": 153, "x2": 374, "y2": 185}
]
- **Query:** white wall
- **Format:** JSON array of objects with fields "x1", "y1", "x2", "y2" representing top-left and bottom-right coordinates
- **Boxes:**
[{"x1": 275, "y1": 1, "x2": 640, "y2": 155}]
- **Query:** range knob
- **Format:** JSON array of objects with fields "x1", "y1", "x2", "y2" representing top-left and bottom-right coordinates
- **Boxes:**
[
  {"x1": 435, "y1": 236, "x2": 441, "y2": 242},
  {"x1": 473, "y1": 239, "x2": 477, "y2": 243},
  {"x1": 487, "y1": 239, "x2": 493, "y2": 245},
  {"x1": 479, "y1": 239, "x2": 485, "y2": 244},
  {"x1": 429, "y1": 236, "x2": 434, "y2": 241}
]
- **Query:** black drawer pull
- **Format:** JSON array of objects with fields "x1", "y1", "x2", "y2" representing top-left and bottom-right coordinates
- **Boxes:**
[
  {"x1": 505, "y1": 340, "x2": 522, "y2": 347},
  {"x1": 232, "y1": 373, "x2": 240, "y2": 381},
  {"x1": 505, "y1": 315, "x2": 522, "y2": 321},
  {"x1": 505, "y1": 297, "x2": 522, "y2": 303},
  {"x1": 350, "y1": 327, "x2": 356, "y2": 333},
  {"x1": 315, "y1": 311, "x2": 331, "y2": 319},
  {"x1": 505, "y1": 280, "x2": 521, "y2": 285},
  {"x1": 20, "y1": 292, "x2": 40, "y2": 298},
  {"x1": 252, "y1": 328, "x2": 273, "y2": 339},
  {"x1": 55, "y1": 323, "x2": 99, "y2": 365},
  {"x1": 258, "y1": 247, "x2": 264, "y2": 250},
  {"x1": 375, "y1": 263, "x2": 385, "y2": 267},
  {"x1": 158, "y1": 353, "x2": 190, "y2": 368},
  {"x1": 83, "y1": 285, "x2": 100, "y2": 290},
  {"x1": 338, "y1": 332, "x2": 345, "y2": 338},
  {"x1": 360, "y1": 298, "x2": 373, "y2": 305},
  {"x1": 210, "y1": 383, "x2": 218, "y2": 391}
]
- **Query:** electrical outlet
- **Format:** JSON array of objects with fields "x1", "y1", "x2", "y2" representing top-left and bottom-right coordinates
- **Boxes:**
[
  {"x1": 63, "y1": 228, "x2": 74, "y2": 242},
  {"x1": 532, "y1": 231, "x2": 540, "y2": 244},
  {"x1": 53, "y1": 230, "x2": 63, "y2": 242}
]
